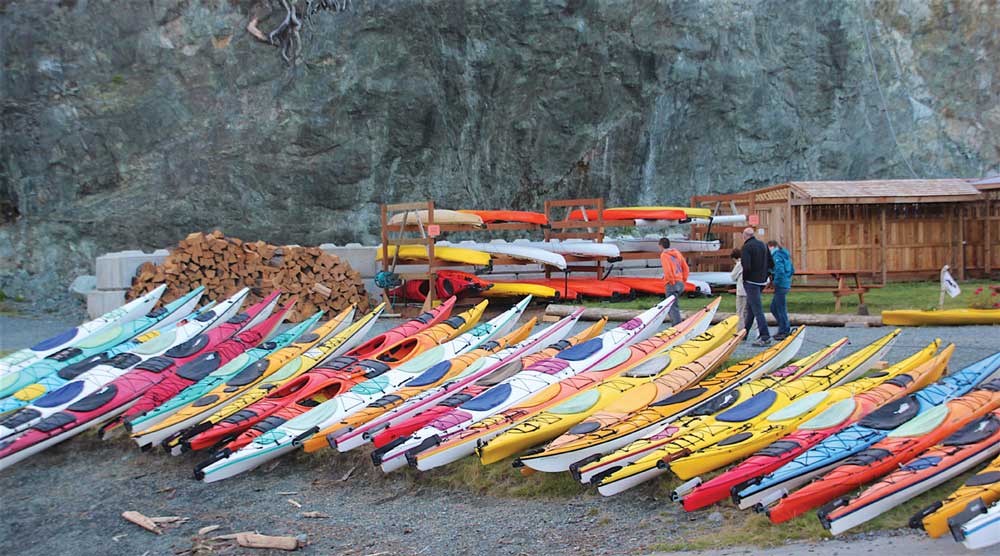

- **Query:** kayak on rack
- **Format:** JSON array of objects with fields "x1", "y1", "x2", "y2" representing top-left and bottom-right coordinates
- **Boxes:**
[
  {"x1": 820, "y1": 407, "x2": 1000, "y2": 535},
  {"x1": 674, "y1": 342, "x2": 946, "y2": 509},
  {"x1": 484, "y1": 282, "x2": 570, "y2": 300},
  {"x1": 0, "y1": 285, "x2": 168, "y2": 377},
  {"x1": 389, "y1": 271, "x2": 492, "y2": 302},
  {"x1": 567, "y1": 207, "x2": 699, "y2": 221},
  {"x1": 439, "y1": 241, "x2": 567, "y2": 269},
  {"x1": 455, "y1": 210, "x2": 548, "y2": 226},
  {"x1": 0, "y1": 287, "x2": 205, "y2": 413},
  {"x1": 613, "y1": 237, "x2": 720, "y2": 253},
  {"x1": 0, "y1": 291, "x2": 251, "y2": 442},
  {"x1": 388, "y1": 209, "x2": 485, "y2": 228},
  {"x1": 680, "y1": 342, "x2": 949, "y2": 511},
  {"x1": 882, "y1": 308, "x2": 1000, "y2": 326},
  {"x1": 363, "y1": 316, "x2": 605, "y2": 454},
  {"x1": 377, "y1": 245, "x2": 491, "y2": 266},
  {"x1": 604, "y1": 277, "x2": 703, "y2": 297},
  {"x1": 767, "y1": 377, "x2": 1000, "y2": 524},
  {"x1": 520, "y1": 279, "x2": 631, "y2": 299},
  {"x1": 377, "y1": 300, "x2": 673, "y2": 473},
  {"x1": 122, "y1": 313, "x2": 322, "y2": 442},
  {"x1": 513, "y1": 240, "x2": 621, "y2": 259},
  {"x1": 734, "y1": 349, "x2": 1000, "y2": 511},
  {"x1": 147, "y1": 307, "x2": 361, "y2": 452},
  {"x1": 194, "y1": 299, "x2": 526, "y2": 482},
  {"x1": 913, "y1": 451, "x2": 1000, "y2": 538}
]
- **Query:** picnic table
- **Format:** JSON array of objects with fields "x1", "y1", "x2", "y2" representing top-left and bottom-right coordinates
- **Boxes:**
[{"x1": 791, "y1": 270, "x2": 883, "y2": 313}]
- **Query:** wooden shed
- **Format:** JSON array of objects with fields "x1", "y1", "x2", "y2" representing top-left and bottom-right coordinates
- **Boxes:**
[{"x1": 691, "y1": 179, "x2": 993, "y2": 282}]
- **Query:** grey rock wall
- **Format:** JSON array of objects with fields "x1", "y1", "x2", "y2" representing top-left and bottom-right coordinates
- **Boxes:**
[{"x1": 1, "y1": 0, "x2": 997, "y2": 312}]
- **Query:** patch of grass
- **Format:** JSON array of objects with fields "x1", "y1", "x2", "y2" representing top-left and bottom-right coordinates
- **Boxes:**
[{"x1": 582, "y1": 279, "x2": 996, "y2": 315}]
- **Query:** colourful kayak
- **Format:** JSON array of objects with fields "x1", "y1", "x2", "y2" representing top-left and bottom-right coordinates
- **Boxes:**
[
  {"x1": 520, "y1": 279, "x2": 631, "y2": 299},
  {"x1": 882, "y1": 308, "x2": 1000, "y2": 326},
  {"x1": 568, "y1": 208, "x2": 689, "y2": 221},
  {"x1": 913, "y1": 451, "x2": 1000, "y2": 538},
  {"x1": 377, "y1": 245, "x2": 491, "y2": 266},
  {"x1": 487, "y1": 282, "x2": 578, "y2": 300},
  {"x1": 954, "y1": 498, "x2": 1000, "y2": 550},
  {"x1": 0, "y1": 291, "x2": 251, "y2": 442},
  {"x1": 121, "y1": 314, "x2": 322, "y2": 441},
  {"x1": 0, "y1": 288, "x2": 205, "y2": 414},
  {"x1": 767, "y1": 378, "x2": 1000, "y2": 524},
  {"x1": 820, "y1": 408, "x2": 1000, "y2": 535},
  {"x1": 389, "y1": 271, "x2": 492, "y2": 302},
  {"x1": 195, "y1": 300, "x2": 520, "y2": 481},
  {"x1": 681, "y1": 342, "x2": 949, "y2": 511},
  {"x1": 734, "y1": 350, "x2": 1000, "y2": 511},
  {"x1": 147, "y1": 307, "x2": 360, "y2": 452},
  {"x1": 456, "y1": 210, "x2": 548, "y2": 226},
  {"x1": 366, "y1": 317, "x2": 605, "y2": 452},
  {"x1": 380, "y1": 300, "x2": 673, "y2": 473},
  {"x1": 0, "y1": 285, "x2": 168, "y2": 377}
]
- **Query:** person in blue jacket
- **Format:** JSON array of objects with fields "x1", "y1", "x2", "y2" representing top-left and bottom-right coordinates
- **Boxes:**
[{"x1": 767, "y1": 239, "x2": 794, "y2": 340}]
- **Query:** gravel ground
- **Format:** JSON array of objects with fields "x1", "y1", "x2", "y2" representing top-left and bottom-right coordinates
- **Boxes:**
[{"x1": 0, "y1": 312, "x2": 997, "y2": 556}]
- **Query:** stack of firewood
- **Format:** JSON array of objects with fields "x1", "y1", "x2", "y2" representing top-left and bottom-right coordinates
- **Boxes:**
[{"x1": 126, "y1": 231, "x2": 369, "y2": 322}]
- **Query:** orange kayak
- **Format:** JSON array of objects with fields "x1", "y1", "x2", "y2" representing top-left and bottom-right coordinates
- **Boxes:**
[
  {"x1": 568, "y1": 208, "x2": 688, "y2": 221},
  {"x1": 521, "y1": 279, "x2": 633, "y2": 299}
]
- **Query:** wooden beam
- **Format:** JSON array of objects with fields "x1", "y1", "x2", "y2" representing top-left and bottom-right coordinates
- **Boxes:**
[
  {"x1": 958, "y1": 204, "x2": 966, "y2": 280},
  {"x1": 880, "y1": 206, "x2": 887, "y2": 285},
  {"x1": 799, "y1": 205, "x2": 808, "y2": 272},
  {"x1": 987, "y1": 195, "x2": 993, "y2": 274}
]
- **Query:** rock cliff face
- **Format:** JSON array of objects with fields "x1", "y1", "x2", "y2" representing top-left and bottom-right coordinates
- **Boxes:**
[{"x1": 1, "y1": 0, "x2": 997, "y2": 310}]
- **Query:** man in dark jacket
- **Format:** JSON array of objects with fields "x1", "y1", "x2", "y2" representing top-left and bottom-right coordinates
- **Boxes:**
[{"x1": 740, "y1": 227, "x2": 773, "y2": 346}]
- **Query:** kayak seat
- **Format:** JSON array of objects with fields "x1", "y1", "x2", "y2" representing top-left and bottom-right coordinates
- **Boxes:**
[
  {"x1": 107, "y1": 353, "x2": 143, "y2": 370},
  {"x1": 886, "y1": 374, "x2": 915, "y2": 388},
  {"x1": 942, "y1": 414, "x2": 1000, "y2": 446},
  {"x1": 0, "y1": 408, "x2": 41, "y2": 429},
  {"x1": 755, "y1": 440, "x2": 801, "y2": 458},
  {"x1": 34, "y1": 382, "x2": 86, "y2": 408},
  {"x1": 843, "y1": 448, "x2": 892, "y2": 467},
  {"x1": 32, "y1": 411, "x2": 78, "y2": 432},
  {"x1": 692, "y1": 389, "x2": 743, "y2": 416},
  {"x1": 652, "y1": 387, "x2": 707, "y2": 408},
  {"x1": 462, "y1": 383, "x2": 512, "y2": 411},
  {"x1": 859, "y1": 396, "x2": 921, "y2": 430},
  {"x1": 414, "y1": 310, "x2": 435, "y2": 324},
  {"x1": 194, "y1": 310, "x2": 218, "y2": 322},
  {"x1": 442, "y1": 315, "x2": 468, "y2": 330},
  {"x1": 58, "y1": 354, "x2": 107, "y2": 380},
  {"x1": 407, "y1": 361, "x2": 453, "y2": 388},
  {"x1": 48, "y1": 347, "x2": 83, "y2": 362},
  {"x1": 165, "y1": 334, "x2": 211, "y2": 358},
  {"x1": 716, "y1": 390, "x2": 778, "y2": 423},
  {"x1": 966, "y1": 470, "x2": 1000, "y2": 487},
  {"x1": 251, "y1": 415, "x2": 288, "y2": 433},
  {"x1": 226, "y1": 312, "x2": 250, "y2": 325},
  {"x1": 177, "y1": 354, "x2": 222, "y2": 381},
  {"x1": 135, "y1": 356, "x2": 176, "y2": 373},
  {"x1": 226, "y1": 359, "x2": 273, "y2": 387},
  {"x1": 557, "y1": 339, "x2": 604, "y2": 362},
  {"x1": 361, "y1": 360, "x2": 392, "y2": 379},
  {"x1": 717, "y1": 432, "x2": 755, "y2": 447},
  {"x1": 370, "y1": 394, "x2": 404, "y2": 409}
]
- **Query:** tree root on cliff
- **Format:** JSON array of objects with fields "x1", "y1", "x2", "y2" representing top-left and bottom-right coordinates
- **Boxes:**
[{"x1": 247, "y1": 0, "x2": 351, "y2": 65}]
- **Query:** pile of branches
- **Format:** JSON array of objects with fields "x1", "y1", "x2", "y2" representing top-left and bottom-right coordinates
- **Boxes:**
[{"x1": 247, "y1": 0, "x2": 352, "y2": 64}]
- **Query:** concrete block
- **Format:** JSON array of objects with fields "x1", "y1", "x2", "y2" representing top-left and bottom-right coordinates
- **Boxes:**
[
  {"x1": 95, "y1": 250, "x2": 169, "y2": 290},
  {"x1": 87, "y1": 289, "x2": 126, "y2": 319},
  {"x1": 320, "y1": 245, "x2": 378, "y2": 278}
]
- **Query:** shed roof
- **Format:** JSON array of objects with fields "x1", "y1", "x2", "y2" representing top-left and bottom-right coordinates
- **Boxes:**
[
  {"x1": 971, "y1": 176, "x2": 1000, "y2": 191},
  {"x1": 783, "y1": 179, "x2": 983, "y2": 205}
]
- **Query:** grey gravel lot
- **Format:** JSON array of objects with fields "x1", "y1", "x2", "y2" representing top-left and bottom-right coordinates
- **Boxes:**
[{"x1": 0, "y1": 312, "x2": 997, "y2": 556}]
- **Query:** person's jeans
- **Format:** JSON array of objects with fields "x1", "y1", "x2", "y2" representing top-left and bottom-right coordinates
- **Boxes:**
[
  {"x1": 770, "y1": 287, "x2": 791, "y2": 336},
  {"x1": 665, "y1": 281, "x2": 685, "y2": 326},
  {"x1": 744, "y1": 282, "x2": 770, "y2": 341},
  {"x1": 735, "y1": 295, "x2": 747, "y2": 333}
]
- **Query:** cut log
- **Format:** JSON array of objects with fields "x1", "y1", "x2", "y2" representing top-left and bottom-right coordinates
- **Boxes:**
[{"x1": 235, "y1": 532, "x2": 301, "y2": 551}]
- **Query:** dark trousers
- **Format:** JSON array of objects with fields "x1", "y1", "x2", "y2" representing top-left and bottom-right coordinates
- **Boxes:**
[
  {"x1": 744, "y1": 282, "x2": 770, "y2": 341},
  {"x1": 770, "y1": 287, "x2": 791, "y2": 335},
  {"x1": 665, "y1": 282, "x2": 685, "y2": 326}
]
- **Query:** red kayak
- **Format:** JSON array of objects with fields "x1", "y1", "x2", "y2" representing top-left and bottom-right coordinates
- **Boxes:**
[
  {"x1": 568, "y1": 208, "x2": 687, "y2": 221},
  {"x1": 0, "y1": 293, "x2": 283, "y2": 468},
  {"x1": 457, "y1": 210, "x2": 548, "y2": 226},
  {"x1": 607, "y1": 277, "x2": 698, "y2": 296},
  {"x1": 390, "y1": 272, "x2": 490, "y2": 302},
  {"x1": 347, "y1": 297, "x2": 455, "y2": 359},
  {"x1": 521, "y1": 279, "x2": 633, "y2": 299},
  {"x1": 122, "y1": 297, "x2": 293, "y2": 427},
  {"x1": 767, "y1": 379, "x2": 1000, "y2": 524},
  {"x1": 682, "y1": 350, "x2": 946, "y2": 511}
]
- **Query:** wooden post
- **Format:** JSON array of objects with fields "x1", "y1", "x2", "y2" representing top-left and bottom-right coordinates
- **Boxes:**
[
  {"x1": 958, "y1": 204, "x2": 966, "y2": 280},
  {"x1": 798, "y1": 205, "x2": 808, "y2": 272},
  {"x1": 987, "y1": 196, "x2": 993, "y2": 275},
  {"x1": 880, "y1": 206, "x2": 887, "y2": 284}
]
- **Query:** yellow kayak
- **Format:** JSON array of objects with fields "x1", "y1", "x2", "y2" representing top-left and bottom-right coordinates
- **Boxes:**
[
  {"x1": 376, "y1": 245, "x2": 491, "y2": 266},
  {"x1": 669, "y1": 340, "x2": 944, "y2": 480},
  {"x1": 616, "y1": 206, "x2": 714, "y2": 219},
  {"x1": 483, "y1": 282, "x2": 561, "y2": 299},
  {"x1": 882, "y1": 308, "x2": 1000, "y2": 326},
  {"x1": 915, "y1": 450, "x2": 1000, "y2": 538}
]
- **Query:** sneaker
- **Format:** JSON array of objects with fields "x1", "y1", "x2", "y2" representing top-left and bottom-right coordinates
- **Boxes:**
[
  {"x1": 773, "y1": 333, "x2": 788, "y2": 341},
  {"x1": 751, "y1": 339, "x2": 771, "y2": 347}
]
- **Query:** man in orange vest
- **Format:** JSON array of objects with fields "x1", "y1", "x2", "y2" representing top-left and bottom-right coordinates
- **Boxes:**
[{"x1": 659, "y1": 238, "x2": 689, "y2": 326}]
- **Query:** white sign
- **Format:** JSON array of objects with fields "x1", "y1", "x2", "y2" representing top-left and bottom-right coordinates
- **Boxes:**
[{"x1": 941, "y1": 266, "x2": 961, "y2": 299}]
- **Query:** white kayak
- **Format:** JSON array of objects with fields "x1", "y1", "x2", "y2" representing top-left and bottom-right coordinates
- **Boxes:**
[
  {"x1": 438, "y1": 241, "x2": 568, "y2": 269},
  {"x1": 0, "y1": 285, "x2": 168, "y2": 377},
  {"x1": 513, "y1": 240, "x2": 620, "y2": 258},
  {"x1": 613, "y1": 237, "x2": 720, "y2": 253},
  {"x1": 195, "y1": 298, "x2": 532, "y2": 482},
  {"x1": 378, "y1": 298, "x2": 673, "y2": 473}
]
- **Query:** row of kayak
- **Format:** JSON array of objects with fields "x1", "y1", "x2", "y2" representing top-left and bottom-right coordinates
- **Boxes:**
[
  {"x1": 386, "y1": 270, "x2": 714, "y2": 303},
  {"x1": 3, "y1": 291, "x2": 999, "y2": 548},
  {"x1": 386, "y1": 206, "x2": 721, "y2": 228}
]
